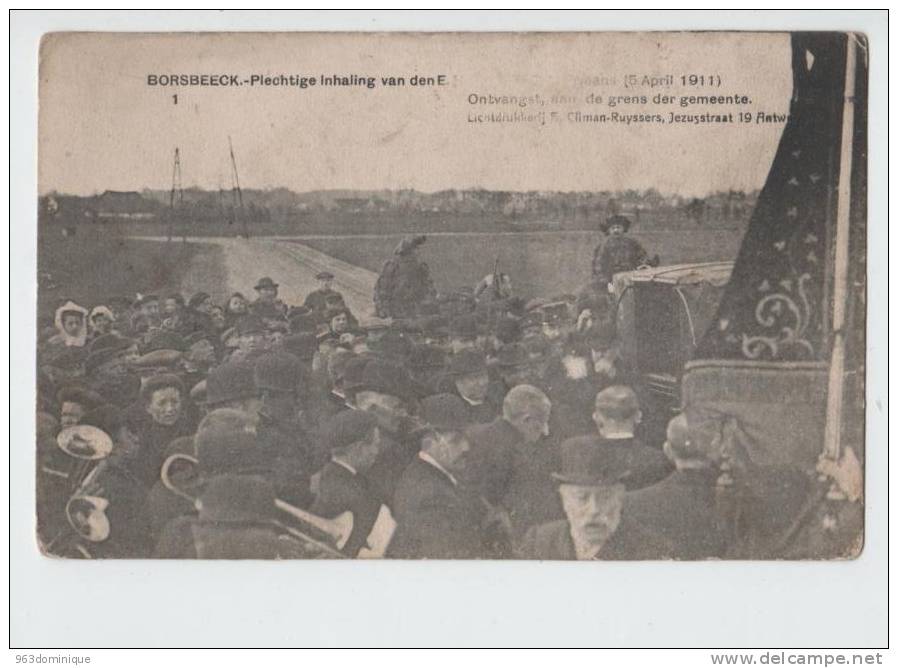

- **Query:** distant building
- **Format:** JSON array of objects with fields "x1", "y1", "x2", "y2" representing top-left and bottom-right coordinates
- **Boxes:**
[{"x1": 92, "y1": 190, "x2": 158, "y2": 219}]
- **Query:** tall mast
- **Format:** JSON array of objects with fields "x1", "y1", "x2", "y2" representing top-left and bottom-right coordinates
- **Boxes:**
[
  {"x1": 228, "y1": 136, "x2": 247, "y2": 238},
  {"x1": 167, "y1": 147, "x2": 183, "y2": 242},
  {"x1": 822, "y1": 35, "x2": 858, "y2": 463}
]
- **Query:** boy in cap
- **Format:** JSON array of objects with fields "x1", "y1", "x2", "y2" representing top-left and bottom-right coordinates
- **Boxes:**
[
  {"x1": 303, "y1": 271, "x2": 344, "y2": 316},
  {"x1": 310, "y1": 411, "x2": 387, "y2": 557}
]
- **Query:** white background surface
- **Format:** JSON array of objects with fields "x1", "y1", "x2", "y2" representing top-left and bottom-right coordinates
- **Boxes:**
[{"x1": 8, "y1": 10, "x2": 890, "y2": 649}]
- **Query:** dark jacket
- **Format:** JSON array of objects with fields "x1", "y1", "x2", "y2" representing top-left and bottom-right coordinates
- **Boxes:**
[
  {"x1": 619, "y1": 468, "x2": 727, "y2": 559},
  {"x1": 154, "y1": 474, "x2": 320, "y2": 559},
  {"x1": 365, "y1": 422, "x2": 421, "y2": 509},
  {"x1": 592, "y1": 235, "x2": 650, "y2": 282},
  {"x1": 303, "y1": 288, "x2": 343, "y2": 314},
  {"x1": 517, "y1": 518, "x2": 664, "y2": 561},
  {"x1": 387, "y1": 456, "x2": 483, "y2": 559},
  {"x1": 118, "y1": 403, "x2": 195, "y2": 489},
  {"x1": 310, "y1": 460, "x2": 383, "y2": 557},
  {"x1": 463, "y1": 417, "x2": 563, "y2": 539},
  {"x1": 595, "y1": 436, "x2": 674, "y2": 491}
]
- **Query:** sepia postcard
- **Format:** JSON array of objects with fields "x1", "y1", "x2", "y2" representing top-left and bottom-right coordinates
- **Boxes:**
[{"x1": 36, "y1": 30, "x2": 867, "y2": 561}]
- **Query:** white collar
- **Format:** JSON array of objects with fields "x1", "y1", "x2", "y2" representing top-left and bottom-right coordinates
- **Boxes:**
[
  {"x1": 417, "y1": 451, "x2": 458, "y2": 486},
  {"x1": 331, "y1": 457, "x2": 358, "y2": 476},
  {"x1": 568, "y1": 526, "x2": 604, "y2": 561},
  {"x1": 459, "y1": 393, "x2": 484, "y2": 407},
  {"x1": 601, "y1": 431, "x2": 635, "y2": 440}
]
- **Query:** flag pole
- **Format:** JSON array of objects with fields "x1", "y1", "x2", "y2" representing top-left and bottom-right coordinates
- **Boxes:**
[{"x1": 822, "y1": 35, "x2": 858, "y2": 463}]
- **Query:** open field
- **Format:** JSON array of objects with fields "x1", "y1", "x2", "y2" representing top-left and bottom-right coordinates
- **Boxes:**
[
  {"x1": 37, "y1": 220, "x2": 744, "y2": 323},
  {"x1": 37, "y1": 226, "x2": 223, "y2": 320},
  {"x1": 295, "y1": 229, "x2": 745, "y2": 297}
]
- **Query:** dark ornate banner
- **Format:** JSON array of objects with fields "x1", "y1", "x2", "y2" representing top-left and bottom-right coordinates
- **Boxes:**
[{"x1": 695, "y1": 33, "x2": 853, "y2": 362}]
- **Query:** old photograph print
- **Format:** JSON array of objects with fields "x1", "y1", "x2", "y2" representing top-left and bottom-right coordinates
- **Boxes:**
[{"x1": 36, "y1": 32, "x2": 866, "y2": 560}]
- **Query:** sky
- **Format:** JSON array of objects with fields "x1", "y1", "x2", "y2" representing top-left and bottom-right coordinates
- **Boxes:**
[{"x1": 39, "y1": 32, "x2": 792, "y2": 196}]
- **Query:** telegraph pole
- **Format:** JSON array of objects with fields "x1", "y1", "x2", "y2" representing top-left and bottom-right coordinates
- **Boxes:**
[
  {"x1": 168, "y1": 148, "x2": 183, "y2": 242},
  {"x1": 228, "y1": 136, "x2": 247, "y2": 238}
]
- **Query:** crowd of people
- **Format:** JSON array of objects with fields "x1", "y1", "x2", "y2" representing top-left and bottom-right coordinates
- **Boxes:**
[{"x1": 36, "y1": 222, "x2": 856, "y2": 560}]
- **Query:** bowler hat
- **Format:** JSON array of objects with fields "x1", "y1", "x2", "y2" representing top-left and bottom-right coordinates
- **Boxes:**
[
  {"x1": 289, "y1": 312, "x2": 318, "y2": 334},
  {"x1": 80, "y1": 403, "x2": 123, "y2": 435},
  {"x1": 234, "y1": 314, "x2": 266, "y2": 336},
  {"x1": 187, "y1": 292, "x2": 211, "y2": 309},
  {"x1": 407, "y1": 344, "x2": 446, "y2": 370},
  {"x1": 281, "y1": 333, "x2": 318, "y2": 361},
  {"x1": 254, "y1": 277, "x2": 279, "y2": 291},
  {"x1": 447, "y1": 349, "x2": 487, "y2": 377},
  {"x1": 57, "y1": 385, "x2": 104, "y2": 410},
  {"x1": 599, "y1": 214, "x2": 632, "y2": 235},
  {"x1": 142, "y1": 330, "x2": 187, "y2": 354},
  {"x1": 356, "y1": 359, "x2": 419, "y2": 402},
  {"x1": 323, "y1": 410, "x2": 378, "y2": 452},
  {"x1": 206, "y1": 361, "x2": 257, "y2": 405},
  {"x1": 552, "y1": 436, "x2": 631, "y2": 486},
  {"x1": 195, "y1": 408, "x2": 262, "y2": 475},
  {"x1": 342, "y1": 355, "x2": 375, "y2": 396},
  {"x1": 254, "y1": 351, "x2": 304, "y2": 394},
  {"x1": 418, "y1": 394, "x2": 470, "y2": 433},
  {"x1": 495, "y1": 343, "x2": 530, "y2": 368},
  {"x1": 369, "y1": 328, "x2": 413, "y2": 361},
  {"x1": 88, "y1": 333, "x2": 134, "y2": 356}
]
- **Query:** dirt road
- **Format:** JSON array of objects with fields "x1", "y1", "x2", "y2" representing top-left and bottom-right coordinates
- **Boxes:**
[{"x1": 149, "y1": 237, "x2": 380, "y2": 322}]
